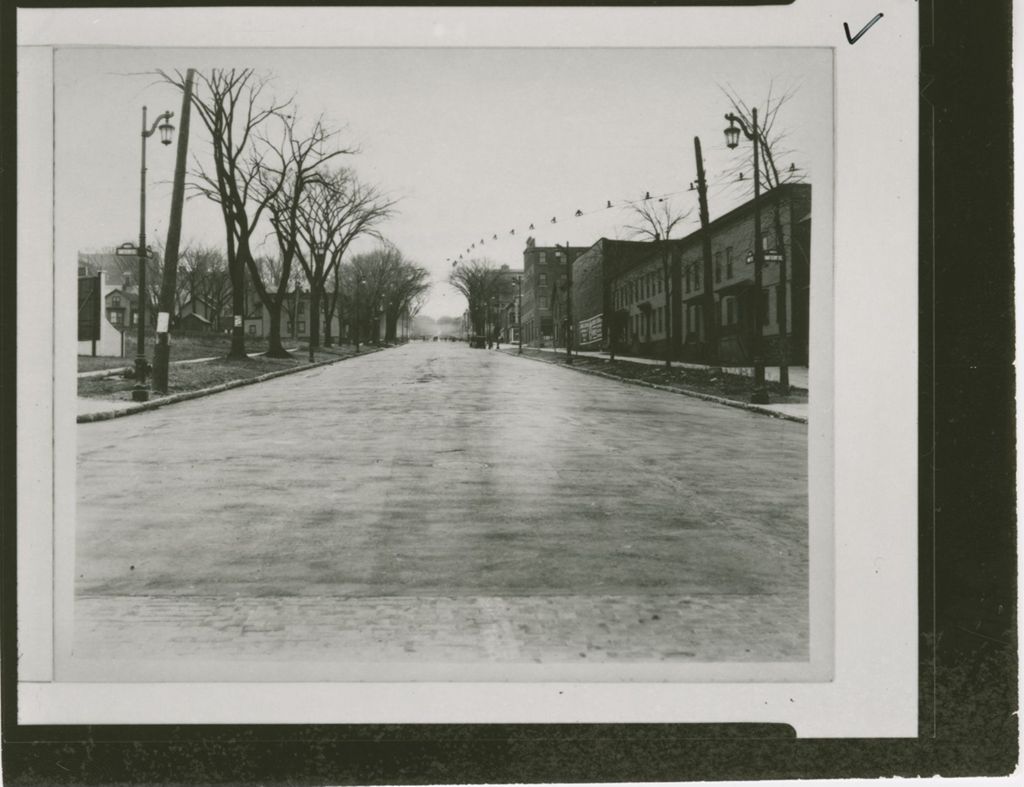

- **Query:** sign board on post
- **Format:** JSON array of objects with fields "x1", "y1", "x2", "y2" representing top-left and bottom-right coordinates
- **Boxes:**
[{"x1": 78, "y1": 274, "x2": 101, "y2": 341}]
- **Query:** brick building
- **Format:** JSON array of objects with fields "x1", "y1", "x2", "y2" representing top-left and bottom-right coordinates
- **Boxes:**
[
  {"x1": 519, "y1": 238, "x2": 589, "y2": 347},
  {"x1": 676, "y1": 183, "x2": 811, "y2": 364},
  {"x1": 571, "y1": 183, "x2": 812, "y2": 365},
  {"x1": 571, "y1": 239, "x2": 656, "y2": 351}
]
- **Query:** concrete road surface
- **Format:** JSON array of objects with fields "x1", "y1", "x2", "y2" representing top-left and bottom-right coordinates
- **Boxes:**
[{"x1": 74, "y1": 341, "x2": 808, "y2": 672}]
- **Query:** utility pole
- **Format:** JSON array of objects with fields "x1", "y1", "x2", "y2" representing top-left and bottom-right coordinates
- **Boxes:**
[
  {"x1": 516, "y1": 276, "x2": 523, "y2": 354},
  {"x1": 658, "y1": 232, "x2": 671, "y2": 370},
  {"x1": 694, "y1": 136, "x2": 717, "y2": 364},
  {"x1": 153, "y1": 68, "x2": 194, "y2": 394},
  {"x1": 560, "y1": 242, "x2": 574, "y2": 364}
]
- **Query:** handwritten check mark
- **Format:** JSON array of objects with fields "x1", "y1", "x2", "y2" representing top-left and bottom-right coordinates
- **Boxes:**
[{"x1": 844, "y1": 13, "x2": 884, "y2": 44}]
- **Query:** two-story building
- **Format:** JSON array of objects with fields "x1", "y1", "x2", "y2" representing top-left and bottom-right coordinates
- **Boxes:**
[{"x1": 570, "y1": 183, "x2": 812, "y2": 365}]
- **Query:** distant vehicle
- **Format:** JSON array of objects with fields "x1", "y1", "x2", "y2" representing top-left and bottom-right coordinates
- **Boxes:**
[
  {"x1": 469, "y1": 335, "x2": 486, "y2": 349},
  {"x1": 432, "y1": 336, "x2": 439, "y2": 342}
]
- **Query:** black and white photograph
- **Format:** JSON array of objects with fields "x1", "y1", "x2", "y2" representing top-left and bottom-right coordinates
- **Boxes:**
[
  {"x1": 17, "y1": 4, "x2": 925, "y2": 738},
  {"x1": 60, "y1": 43, "x2": 830, "y2": 683}
]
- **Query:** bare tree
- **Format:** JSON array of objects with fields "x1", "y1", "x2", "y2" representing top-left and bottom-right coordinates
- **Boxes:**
[
  {"x1": 347, "y1": 244, "x2": 430, "y2": 343},
  {"x1": 176, "y1": 244, "x2": 224, "y2": 323},
  {"x1": 259, "y1": 115, "x2": 351, "y2": 356},
  {"x1": 295, "y1": 169, "x2": 397, "y2": 349},
  {"x1": 160, "y1": 68, "x2": 292, "y2": 359},
  {"x1": 448, "y1": 258, "x2": 512, "y2": 339},
  {"x1": 623, "y1": 196, "x2": 691, "y2": 241}
]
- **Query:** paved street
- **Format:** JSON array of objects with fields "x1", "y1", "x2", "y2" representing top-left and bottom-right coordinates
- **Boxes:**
[{"x1": 75, "y1": 341, "x2": 808, "y2": 668}]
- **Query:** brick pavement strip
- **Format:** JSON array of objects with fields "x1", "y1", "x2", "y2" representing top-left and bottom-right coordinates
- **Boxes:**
[{"x1": 74, "y1": 592, "x2": 807, "y2": 664}]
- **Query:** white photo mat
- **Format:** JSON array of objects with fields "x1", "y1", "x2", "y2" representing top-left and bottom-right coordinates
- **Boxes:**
[{"x1": 17, "y1": 3, "x2": 917, "y2": 737}]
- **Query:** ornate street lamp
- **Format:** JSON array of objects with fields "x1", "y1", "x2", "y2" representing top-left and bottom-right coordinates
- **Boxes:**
[
  {"x1": 724, "y1": 107, "x2": 769, "y2": 404},
  {"x1": 127, "y1": 106, "x2": 175, "y2": 402}
]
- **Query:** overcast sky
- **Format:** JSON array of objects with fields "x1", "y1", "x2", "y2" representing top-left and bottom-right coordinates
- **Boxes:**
[{"x1": 55, "y1": 47, "x2": 831, "y2": 318}]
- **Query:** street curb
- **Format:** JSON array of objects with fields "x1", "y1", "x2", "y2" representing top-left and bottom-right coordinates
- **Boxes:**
[
  {"x1": 505, "y1": 350, "x2": 808, "y2": 424},
  {"x1": 77, "y1": 346, "x2": 388, "y2": 424}
]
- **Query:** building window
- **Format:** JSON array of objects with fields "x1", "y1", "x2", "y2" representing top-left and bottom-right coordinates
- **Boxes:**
[
  {"x1": 108, "y1": 311, "x2": 121, "y2": 325},
  {"x1": 688, "y1": 304, "x2": 702, "y2": 336},
  {"x1": 538, "y1": 252, "x2": 547, "y2": 264},
  {"x1": 539, "y1": 272, "x2": 547, "y2": 286},
  {"x1": 112, "y1": 295, "x2": 121, "y2": 307},
  {"x1": 715, "y1": 252, "x2": 722, "y2": 283},
  {"x1": 248, "y1": 324, "x2": 257, "y2": 336},
  {"x1": 725, "y1": 297, "x2": 740, "y2": 326},
  {"x1": 298, "y1": 302, "x2": 305, "y2": 314},
  {"x1": 694, "y1": 264, "x2": 701, "y2": 290},
  {"x1": 726, "y1": 247, "x2": 734, "y2": 279},
  {"x1": 685, "y1": 268, "x2": 691, "y2": 294},
  {"x1": 298, "y1": 321, "x2": 306, "y2": 333}
]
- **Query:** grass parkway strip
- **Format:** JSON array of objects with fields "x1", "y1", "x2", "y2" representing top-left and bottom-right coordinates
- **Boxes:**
[{"x1": 77, "y1": 345, "x2": 389, "y2": 423}]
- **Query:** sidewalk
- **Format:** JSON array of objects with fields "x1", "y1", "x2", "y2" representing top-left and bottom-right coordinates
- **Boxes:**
[
  {"x1": 506, "y1": 347, "x2": 808, "y2": 423},
  {"x1": 526, "y1": 345, "x2": 808, "y2": 390}
]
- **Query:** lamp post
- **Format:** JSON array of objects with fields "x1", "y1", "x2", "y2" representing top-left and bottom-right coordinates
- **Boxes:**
[
  {"x1": 725, "y1": 107, "x2": 769, "y2": 404},
  {"x1": 512, "y1": 275, "x2": 523, "y2": 354},
  {"x1": 354, "y1": 278, "x2": 366, "y2": 352},
  {"x1": 130, "y1": 105, "x2": 175, "y2": 402}
]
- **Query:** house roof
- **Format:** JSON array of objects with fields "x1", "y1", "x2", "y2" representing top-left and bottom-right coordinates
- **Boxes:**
[
  {"x1": 604, "y1": 183, "x2": 812, "y2": 279},
  {"x1": 180, "y1": 311, "x2": 212, "y2": 324},
  {"x1": 104, "y1": 288, "x2": 138, "y2": 305}
]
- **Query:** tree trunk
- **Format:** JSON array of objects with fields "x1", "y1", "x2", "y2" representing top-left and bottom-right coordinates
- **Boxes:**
[
  {"x1": 228, "y1": 259, "x2": 247, "y2": 359},
  {"x1": 265, "y1": 303, "x2": 291, "y2": 358},
  {"x1": 323, "y1": 305, "x2": 334, "y2": 346},
  {"x1": 309, "y1": 285, "x2": 321, "y2": 349}
]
